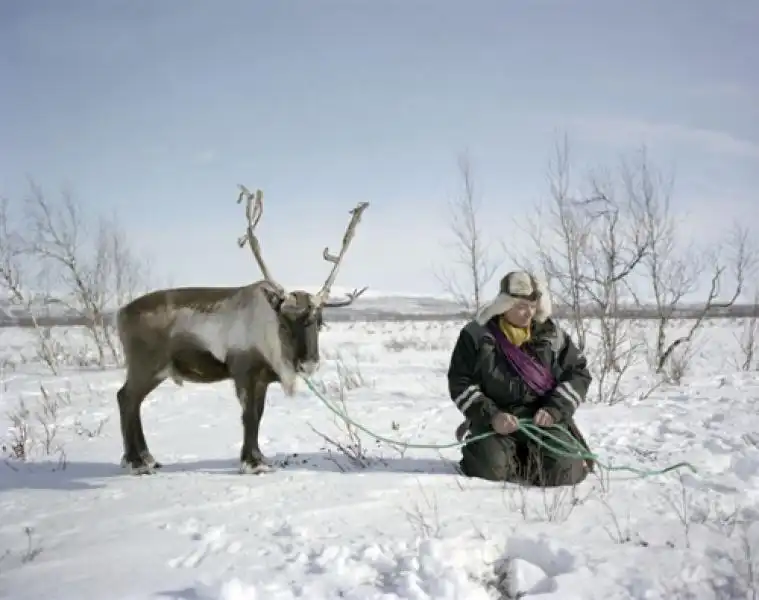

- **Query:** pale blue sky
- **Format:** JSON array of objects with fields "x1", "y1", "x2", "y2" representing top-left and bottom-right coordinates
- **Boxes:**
[{"x1": 2, "y1": 1, "x2": 758, "y2": 299}]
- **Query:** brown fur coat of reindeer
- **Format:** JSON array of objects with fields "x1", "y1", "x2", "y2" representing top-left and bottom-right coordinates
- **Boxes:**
[{"x1": 115, "y1": 186, "x2": 369, "y2": 475}]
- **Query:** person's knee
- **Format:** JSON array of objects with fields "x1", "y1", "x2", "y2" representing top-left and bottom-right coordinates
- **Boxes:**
[
  {"x1": 473, "y1": 457, "x2": 518, "y2": 482},
  {"x1": 461, "y1": 437, "x2": 520, "y2": 482},
  {"x1": 530, "y1": 428, "x2": 592, "y2": 487},
  {"x1": 537, "y1": 457, "x2": 589, "y2": 487},
  {"x1": 566, "y1": 459, "x2": 590, "y2": 485}
]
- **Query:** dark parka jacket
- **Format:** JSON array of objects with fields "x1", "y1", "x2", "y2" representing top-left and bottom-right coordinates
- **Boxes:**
[{"x1": 447, "y1": 317, "x2": 591, "y2": 429}]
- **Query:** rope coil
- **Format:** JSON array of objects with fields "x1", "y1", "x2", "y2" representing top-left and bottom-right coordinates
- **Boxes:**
[{"x1": 300, "y1": 375, "x2": 697, "y2": 479}]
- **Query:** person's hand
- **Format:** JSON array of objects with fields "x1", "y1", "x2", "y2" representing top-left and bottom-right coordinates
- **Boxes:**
[
  {"x1": 533, "y1": 408, "x2": 555, "y2": 428},
  {"x1": 491, "y1": 412, "x2": 519, "y2": 435}
]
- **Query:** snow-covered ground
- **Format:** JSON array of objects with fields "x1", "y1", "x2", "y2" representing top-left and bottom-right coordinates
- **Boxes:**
[{"x1": 1, "y1": 317, "x2": 758, "y2": 599}]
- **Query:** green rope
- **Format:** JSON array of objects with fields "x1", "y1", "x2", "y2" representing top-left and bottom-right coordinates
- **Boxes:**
[{"x1": 300, "y1": 375, "x2": 697, "y2": 479}]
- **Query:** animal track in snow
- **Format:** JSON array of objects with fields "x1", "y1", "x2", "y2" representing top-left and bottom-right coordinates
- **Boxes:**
[{"x1": 166, "y1": 520, "x2": 239, "y2": 569}]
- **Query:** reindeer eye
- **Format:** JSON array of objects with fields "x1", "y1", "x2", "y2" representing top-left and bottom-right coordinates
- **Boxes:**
[
  {"x1": 300, "y1": 312, "x2": 319, "y2": 327},
  {"x1": 303, "y1": 311, "x2": 324, "y2": 330}
]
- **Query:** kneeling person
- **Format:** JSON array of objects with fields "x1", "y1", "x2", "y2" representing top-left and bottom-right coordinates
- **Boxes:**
[{"x1": 448, "y1": 271, "x2": 593, "y2": 487}]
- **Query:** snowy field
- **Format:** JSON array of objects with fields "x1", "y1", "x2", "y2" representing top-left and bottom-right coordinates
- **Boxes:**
[{"x1": 1, "y1": 317, "x2": 758, "y2": 599}]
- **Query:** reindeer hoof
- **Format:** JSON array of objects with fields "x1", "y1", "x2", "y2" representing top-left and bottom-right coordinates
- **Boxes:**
[
  {"x1": 239, "y1": 460, "x2": 276, "y2": 475},
  {"x1": 142, "y1": 453, "x2": 162, "y2": 470},
  {"x1": 127, "y1": 462, "x2": 157, "y2": 475},
  {"x1": 121, "y1": 453, "x2": 162, "y2": 475}
]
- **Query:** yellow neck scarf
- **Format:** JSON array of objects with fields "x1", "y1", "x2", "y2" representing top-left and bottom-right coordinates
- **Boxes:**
[{"x1": 498, "y1": 315, "x2": 531, "y2": 347}]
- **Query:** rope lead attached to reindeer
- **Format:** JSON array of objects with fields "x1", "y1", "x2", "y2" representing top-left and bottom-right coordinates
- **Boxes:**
[{"x1": 299, "y1": 375, "x2": 697, "y2": 479}]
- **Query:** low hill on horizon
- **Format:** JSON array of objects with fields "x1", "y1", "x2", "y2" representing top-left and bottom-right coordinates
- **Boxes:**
[{"x1": 1, "y1": 286, "x2": 756, "y2": 327}]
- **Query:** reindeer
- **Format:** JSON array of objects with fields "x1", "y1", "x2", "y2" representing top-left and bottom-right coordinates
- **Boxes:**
[{"x1": 115, "y1": 186, "x2": 369, "y2": 475}]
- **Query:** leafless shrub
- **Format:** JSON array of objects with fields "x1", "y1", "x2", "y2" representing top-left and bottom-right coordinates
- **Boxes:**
[
  {"x1": 38, "y1": 382, "x2": 69, "y2": 422},
  {"x1": 308, "y1": 362, "x2": 377, "y2": 470},
  {"x1": 690, "y1": 495, "x2": 745, "y2": 538},
  {"x1": 503, "y1": 483, "x2": 587, "y2": 523},
  {"x1": 4, "y1": 397, "x2": 32, "y2": 461},
  {"x1": 500, "y1": 481, "x2": 529, "y2": 521},
  {"x1": 664, "y1": 343, "x2": 695, "y2": 385},
  {"x1": 403, "y1": 482, "x2": 442, "y2": 538},
  {"x1": 30, "y1": 327, "x2": 69, "y2": 373},
  {"x1": 434, "y1": 152, "x2": 501, "y2": 316},
  {"x1": 661, "y1": 473, "x2": 693, "y2": 549},
  {"x1": 311, "y1": 350, "x2": 372, "y2": 395},
  {"x1": 687, "y1": 499, "x2": 758, "y2": 598},
  {"x1": 656, "y1": 476, "x2": 753, "y2": 556},
  {"x1": 335, "y1": 356, "x2": 369, "y2": 391},
  {"x1": 499, "y1": 458, "x2": 592, "y2": 523},
  {"x1": 2, "y1": 385, "x2": 69, "y2": 469},
  {"x1": 19, "y1": 527, "x2": 43, "y2": 564},
  {"x1": 538, "y1": 484, "x2": 587, "y2": 523},
  {"x1": 0, "y1": 526, "x2": 43, "y2": 576},
  {"x1": 590, "y1": 463, "x2": 613, "y2": 496},
  {"x1": 595, "y1": 494, "x2": 637, "y2": 545},
  {"x1": 306, "y1": 351, "x2": 421, "y2": 468},
  {"x1": 73, "y1": 415, "x2": 109, "y2": 438}
]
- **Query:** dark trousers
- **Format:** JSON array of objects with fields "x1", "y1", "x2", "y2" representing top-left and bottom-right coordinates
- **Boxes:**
[{"x1": 460, "y1": 424, "x2": 589, "y2": 487}]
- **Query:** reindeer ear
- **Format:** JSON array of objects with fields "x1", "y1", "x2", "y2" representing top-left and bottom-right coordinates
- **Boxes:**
[{"x1": 262, "y1": 287, "x2": 284, "y2": 311}]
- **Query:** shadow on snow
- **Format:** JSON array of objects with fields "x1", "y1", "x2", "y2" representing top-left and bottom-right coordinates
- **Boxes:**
[{"x1": 0, "y1": 450, "x2": 461, "y2": 492}]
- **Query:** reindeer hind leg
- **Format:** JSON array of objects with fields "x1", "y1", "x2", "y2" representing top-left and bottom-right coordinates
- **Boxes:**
[{"x1": 117, "y1": 370, "x2": 164, "y2": 475}]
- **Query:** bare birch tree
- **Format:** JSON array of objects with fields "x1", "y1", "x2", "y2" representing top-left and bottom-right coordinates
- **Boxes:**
[
  {"x1": 573, "y1": 169, "x2": 650, "y2": 400},
  {"x1": 634, "y1": 163, "x2": 756, "y2": 381},
  {"x1": 733, "y1": 289, "x2": 759, "y2": 372},
  {"x1": 19, "y1": 182, "x2": 150, "y2": 368},
  {"x1": 512, "y1": 137, "x2": 651, "y2": 404},
  {"x1": 0, "y1": 197, "x2": 62, "y2": 372},
  {"x1": 435, "y1": 152, "x2": 500, "y2": 315},
  {"x1": 513, "y1": 136, "x2": 596, "y2": 350},
  {"x1": 0, "y1": 198, "x2": 27, "y2": 305}
]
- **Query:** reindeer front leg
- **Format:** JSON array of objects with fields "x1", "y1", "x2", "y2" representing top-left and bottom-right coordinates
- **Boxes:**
[{"x1": 232, "y1": 366, "x2": 275, "y2": 475}]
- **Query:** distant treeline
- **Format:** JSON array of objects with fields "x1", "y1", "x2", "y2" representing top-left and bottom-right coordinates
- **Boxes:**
[{"x1": 1, "y1": 303, "x2": 757, "y2": 328}]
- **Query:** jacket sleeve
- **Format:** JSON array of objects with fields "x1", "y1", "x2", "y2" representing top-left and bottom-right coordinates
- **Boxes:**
[
  {"x1": 447, "y1": 323, "x2": 500, "y2": 425},
  {"x1": 541, "y1": 328, "x2": 591, "y2": 421}
]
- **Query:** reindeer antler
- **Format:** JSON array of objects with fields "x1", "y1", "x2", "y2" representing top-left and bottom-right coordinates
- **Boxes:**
[
  {"x1": 236, "y1": 185, "x2": 283, "y2": 291},
  {"x1": 314, "y1": 202, "x2": 370, "y2": 307},
  {"x1": 322, "y1": 286, "x2": 369, "y2": 308}
]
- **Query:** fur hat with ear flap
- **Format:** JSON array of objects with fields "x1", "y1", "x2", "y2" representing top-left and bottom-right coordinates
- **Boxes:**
[{"x1": 475, "y1": 271, "x2": 552, "y2": 326}]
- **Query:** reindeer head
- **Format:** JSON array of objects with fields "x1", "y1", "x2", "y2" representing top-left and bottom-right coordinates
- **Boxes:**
[{"x1": 237, "y1": 186, "x2": 369, "y2": 375}]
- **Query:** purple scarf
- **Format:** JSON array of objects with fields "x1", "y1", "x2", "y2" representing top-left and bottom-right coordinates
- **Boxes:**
[{"x1": 487, "y1": 320, "x2": 556, "y2": 396}]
